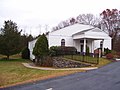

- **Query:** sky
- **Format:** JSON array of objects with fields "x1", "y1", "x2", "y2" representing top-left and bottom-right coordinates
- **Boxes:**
[{"x1": 0, "y1": 0, "x2": 120, "y2": 36}]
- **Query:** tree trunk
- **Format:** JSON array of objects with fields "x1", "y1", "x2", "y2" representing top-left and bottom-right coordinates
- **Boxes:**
[
  {"x1": 112, "y1": 29, "x2": 119, "y2": 51},
  {"x1": 35, "y1": 56, "x2": 40, "y2": 65},
  {"x1": 41, "y1": 56, "x2": 43, "y2": 66},
  {"x1": 112, "y1": 38, "x2": 114, "y2": 50},
  {"x1": 36, "y1": 56, "x2": 39, "y2": 63},
  {"x1": 7, "y1": 55, "x2": 9, "y2": 60}
]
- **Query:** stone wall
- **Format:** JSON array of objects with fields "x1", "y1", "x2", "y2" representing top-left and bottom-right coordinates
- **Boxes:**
[{"x1": 53, "y1": 57, "x2": 91, "y2": 68}]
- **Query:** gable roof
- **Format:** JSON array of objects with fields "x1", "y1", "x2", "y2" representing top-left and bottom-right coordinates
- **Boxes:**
[
  {"x1": 49, "y1": 23, "x2": 94, "y2": 36},
  {"x1": 72, "y1": 27, "x2": 95, "y2": 36},
  {"x1": 72, "y1": 27, "x2": 111, "y2": 40}
]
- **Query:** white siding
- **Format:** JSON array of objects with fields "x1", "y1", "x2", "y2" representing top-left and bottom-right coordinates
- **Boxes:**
[
  {"x1": 74, "y1": 39, "x2": 80, "y2": 52},
  {"x1": 94, "y1": 39, "x2": 111, "y2": 50},
  {"x1": 28, "y1": 39, "x2": 37, "y2": 60},
  {"x1": 48, "y1": 34, "x2": 73, "y2": 47},
  {"x1": 103, "y1": 39, "x2": 112, "y2": 50}
]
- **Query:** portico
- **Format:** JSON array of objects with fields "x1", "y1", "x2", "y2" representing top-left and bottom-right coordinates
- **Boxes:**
[{"x1": 72, "y1": 27, "x2": 110, "y2": 55}]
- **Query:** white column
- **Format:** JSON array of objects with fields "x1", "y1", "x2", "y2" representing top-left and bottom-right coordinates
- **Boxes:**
[
  {"x1": 91, "y1": 40, "x2": 94, "y2": 53},
  {"x1": 91, "y1": 40, "x2": 94, "y2": 57},
  {"x1": 102, "y1": 40, "x2": 104, "y2": 52},
  {"x1": 100, "y1": 39, "x2": 104, "y2": 57},
  {"x1": 83, "y1": 38, "x2": 86, "y2": 55}
]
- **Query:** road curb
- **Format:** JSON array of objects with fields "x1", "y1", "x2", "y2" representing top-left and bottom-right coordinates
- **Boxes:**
[{"x1": 22, "y1": 63, "x2": 98, "y2": 71}]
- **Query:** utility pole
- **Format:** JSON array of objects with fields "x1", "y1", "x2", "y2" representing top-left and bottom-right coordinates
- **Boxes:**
[
  {"x1": 30, "y1": 27, "x2": 32, "y2": 35},
  {"x1": 44, "y1": 24, "x2": 49, "y2": 33},
  {"x1": 38, "y1": 24, "x2": 42, "y2": 35},
  {"x1": 23, "y1": 26, "x2": 27, "y2": 35}
]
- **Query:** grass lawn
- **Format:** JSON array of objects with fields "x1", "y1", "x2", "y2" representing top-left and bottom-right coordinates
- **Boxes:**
[
  {"x1": 64, "y1": 55, "x2": 112, "y2": 67},
  {"x1": 0, "y1": 57, "x2": 84, "y2": 88},
  {"x1": 0, "y1": 54, "x2": 112, "y2": 87},
  {"x1": 65, "y1": 55, "x2": 98, "y2": 64}
]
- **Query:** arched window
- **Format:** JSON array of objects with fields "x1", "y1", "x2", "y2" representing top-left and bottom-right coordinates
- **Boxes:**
[{"x1": 61, "y1": 39, "x2": 65, "y2": 46}]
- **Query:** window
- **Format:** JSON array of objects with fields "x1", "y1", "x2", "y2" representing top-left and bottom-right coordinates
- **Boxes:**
[{"x1": 61, "y1": 39, "x2": 65, "y2": 46}]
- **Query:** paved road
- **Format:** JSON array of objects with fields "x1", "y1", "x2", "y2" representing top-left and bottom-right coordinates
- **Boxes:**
[{"x1": 1, "y1": 61, "x2": 120, "y2": 90}]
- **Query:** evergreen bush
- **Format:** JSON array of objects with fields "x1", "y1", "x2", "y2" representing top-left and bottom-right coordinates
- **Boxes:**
[
  {"x1": 33, "y1": 34, "x2": 49, "y2": 65},
  {"x1": 21, "y1": 47, "x2": 30, "y2": 59}
]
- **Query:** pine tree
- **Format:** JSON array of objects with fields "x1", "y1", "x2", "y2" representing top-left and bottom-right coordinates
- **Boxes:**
[
  {"x1": 0, "y1": 20, "x2": 22, "y2": 59},
  {"x1": 33, "y1": 34, "x2": 49, "y2": 65}
]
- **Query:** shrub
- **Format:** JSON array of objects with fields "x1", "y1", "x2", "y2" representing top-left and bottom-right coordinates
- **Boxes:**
[
  {"x1": 33, "y1": 34, "x2": 49, "y2": 65},
  {"x1": 113, "y1": 52, "x2": 120, "y2": 58},
  {"x1": 21, "y1": 47, "x2": 30, "y2": 59},
  {"x1": 49, "y1": 46, "x2": 77, "y2": 56},
  {"x1": 64, "y1": 47, "x2": 77, "y2": 55},
  {"x1": 49, "y1": 46, "x2": 58, "y2": 56},
  {"x1": 106, "y1": 53, "x2": 114, "y2": 59},
  {"x1": 117, "y1": 52, "x2": 120, "y2": 57},
  {"x1": 104, "y1": 48, "x2": 111, "y2": 55},
  {"x1": 42, "y1": 56, "x2": 53, "y2": 67},
  {"x1": 33, "y1": 34, "x2": 49, "y2": 57}
]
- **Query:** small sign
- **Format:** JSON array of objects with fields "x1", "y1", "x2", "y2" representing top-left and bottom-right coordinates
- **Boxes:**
[
  {"x1": 94, "y1": 49, "x2": 101, "y2": 54},
  {"x1": 94, "y1": 49, "x2": 99, "y2": 54}
]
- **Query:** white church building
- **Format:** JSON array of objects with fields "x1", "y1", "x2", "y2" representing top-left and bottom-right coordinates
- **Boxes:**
[{"x1": 28, "y1": 24, "x2": 111, "y2": 60}]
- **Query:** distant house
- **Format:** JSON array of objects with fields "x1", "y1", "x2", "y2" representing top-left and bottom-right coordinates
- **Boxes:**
[{"x1": 28, "y1": 24, "x2": 111, "y2": 60}]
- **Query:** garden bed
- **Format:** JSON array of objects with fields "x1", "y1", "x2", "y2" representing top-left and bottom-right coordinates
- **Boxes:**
[{"x1": 53, "y1": 57, "x2": 91, "y2": 68}]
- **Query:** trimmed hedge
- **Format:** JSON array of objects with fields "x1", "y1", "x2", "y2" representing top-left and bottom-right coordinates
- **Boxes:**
[{"x1": 49, "y1": 46, "x2": 77, "y2": 56}]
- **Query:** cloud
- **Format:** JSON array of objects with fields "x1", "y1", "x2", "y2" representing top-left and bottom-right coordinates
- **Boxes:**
[{"x1": 0, "y1": 0, "x2": 120, "y2": 36}]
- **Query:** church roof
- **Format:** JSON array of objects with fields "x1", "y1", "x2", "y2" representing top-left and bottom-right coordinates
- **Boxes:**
[{"x1": 49, "y1": 23, "x2": 94, "y2": 36}]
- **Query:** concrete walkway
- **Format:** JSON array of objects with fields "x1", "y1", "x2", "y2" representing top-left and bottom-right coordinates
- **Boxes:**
[{"x1": 22, "y1": 63, "x2": 98, "y2": 71}]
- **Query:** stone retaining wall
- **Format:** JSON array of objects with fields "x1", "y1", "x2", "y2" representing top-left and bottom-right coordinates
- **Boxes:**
[{"x1": 53, "y1": 57, "x2": 91, "y2": 68}]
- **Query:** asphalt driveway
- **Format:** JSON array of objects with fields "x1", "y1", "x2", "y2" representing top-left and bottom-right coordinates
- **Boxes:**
[{"x1": 1, "y1": 61, "x2": 120, "y2": 90}]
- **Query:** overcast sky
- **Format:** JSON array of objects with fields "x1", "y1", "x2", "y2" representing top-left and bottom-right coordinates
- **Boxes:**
[{"x1": 0, "y1": 0, "x2": 120, "y2": 36}]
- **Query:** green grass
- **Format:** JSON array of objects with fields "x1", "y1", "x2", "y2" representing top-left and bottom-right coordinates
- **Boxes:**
[
  {"x1": 65, "y1": 55, "x2": 98, "y2": 64},
  {"x1": 0, "y1": 58, "x2": 84, "y2": 87},
  {"x1": 64, "y1": 55, "x2": 112, "y2": 67},
  {"x1": 0, "y1": 54, "x2": 111, "y2": 87},
  {"x1": 96, "y1": 58, "x2": 112, "y2": 67},
  {"x1": 0, "y1": 54, "x2": 21, "y2": 59}
]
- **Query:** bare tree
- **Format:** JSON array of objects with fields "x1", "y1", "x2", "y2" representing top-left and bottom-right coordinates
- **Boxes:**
[
  {"x1": 76, "y1": 14, "x2": 100, "y2": 26},
  {"x1": 51, "y1": 14, "x2": 100, "y2": 31},
  {"x1": 69, "y1": 17, "x2": 76, "y2": 25}
]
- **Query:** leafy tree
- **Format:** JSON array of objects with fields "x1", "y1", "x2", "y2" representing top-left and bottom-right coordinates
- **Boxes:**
[
  {"x1": 33, "y1": 34, "x2": 49, "y2": 65},
  {"x1": 0, "y1": 20, "x2": 22, "y2": 59},
  {"x1": 100, "y1": 9, "x2": 120, "y2": 51},
  {"x1": 21, "y1": 34, "x2": 33, "y2": 48},
  {"x1": 100, "y1": 9, "x2": 120, "y2": 37}
]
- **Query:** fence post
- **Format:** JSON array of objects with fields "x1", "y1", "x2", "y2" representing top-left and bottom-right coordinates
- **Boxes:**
[
  {"x1": 97, "y1": 53, "x2": 99, "y2": 64},
  {"x1": 71, "y1": 51, "x2": 73, "y2": 59},
  {"x1": 83, "y1": 52, "x2": 85, "y2": 62},
  {"x1": 97, "y1": 48, "x2": 100, "y2": 64}
]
